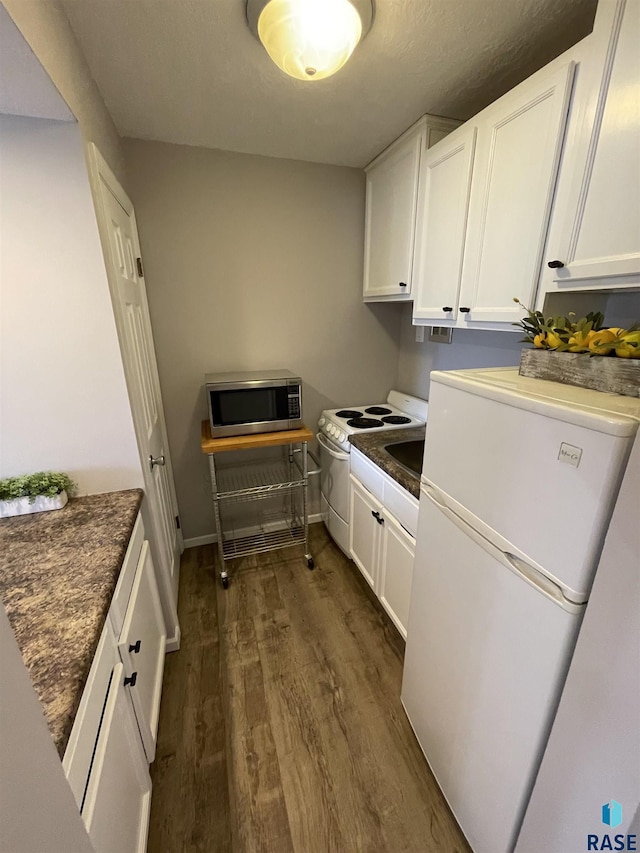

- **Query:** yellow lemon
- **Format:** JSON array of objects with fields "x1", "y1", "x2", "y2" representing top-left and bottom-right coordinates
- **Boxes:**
[
  {"x1": 617, "y1": 330, "x2": 640, "y2": 358},
  {"x1": 567, "y1": 330, "x2": 591, "y2": 352},
  {"x1": 546, "y1": 331, "x2": 564, "y2": 349},
  {"x1": 588, "y1": 329, "x2": 617, "y2": 355},
  {"x1": 533, "y1": 333, "x2": 547, "y2": 349},
  {"x1": 614, "y1": 342, "x2": 636, "y2": 358}
]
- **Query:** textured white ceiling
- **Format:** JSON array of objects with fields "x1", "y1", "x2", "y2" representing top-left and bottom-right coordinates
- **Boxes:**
[
  {"x1": 60, "y1": 0, "x2": 597, "y2": 167},
  {"x1": 0, "y1": 4, "x2": 74, "y2": 121}
]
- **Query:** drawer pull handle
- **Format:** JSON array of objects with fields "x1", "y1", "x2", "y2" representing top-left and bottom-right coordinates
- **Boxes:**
[
  {"x1": 129, "y1": 640, "x2": 141, "y2": 654},
  {"x1": 459, "y1": 306, "x2": 470, "y2": 313},
  {"x1": 442, "y1": 306, "x2": 453, "y2": 312},
  {"x1": 371, "y1": 510, "x2": 384, "y2": 525},
  {"x1": 399, "y1": 281, "x2": 407, "y2": 288},
  {"x1": 548, "y1": 260, "x2": 565, "y2": 268},
  {"x1": 124, "y1": 672, "x2": 138, "y2": 688}
]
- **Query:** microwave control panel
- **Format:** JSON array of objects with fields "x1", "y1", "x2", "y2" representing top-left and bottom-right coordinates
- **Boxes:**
[{"x1": 288, "y1": 385, "x2": 301, "y2": 419}]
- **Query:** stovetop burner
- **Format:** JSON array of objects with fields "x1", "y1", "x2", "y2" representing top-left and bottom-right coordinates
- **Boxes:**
[
  {"x1": 336, "y1": 409, "x2": 363, "y2": 419},
  {"x1": 382, "y1": 415, "x2": 411, "y2": 425},
  {"x1": 365, "y1": 406, "x2": 392, "y2": 415},
  {"x1": 347, "y1": 417, "x2": 384, "y2": 428}
]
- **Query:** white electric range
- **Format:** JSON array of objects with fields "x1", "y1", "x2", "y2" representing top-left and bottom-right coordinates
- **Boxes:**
[{"x1": 317, "y1": 390, "x2": 428, "y2": 556}]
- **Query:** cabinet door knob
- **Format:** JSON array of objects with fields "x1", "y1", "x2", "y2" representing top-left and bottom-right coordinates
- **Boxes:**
[
  {"x1": 442, "y1": 306, "x2": 453, "y2": 313},
  {"x1": 149, "y1": 454, "x2": 165, "y2": 470},
  {"x1": 547, "y1": 260, "x2": 565, "y2": 268},
  {"x1": 371, "y1": 510, "x2": 384, "y2": 525},
  {"x1": 399, "y1": 282, "x2": 407, "y2": 288},
  {"x1": 459, "y1": 306, "x2": 471, "y2": 313},
  {"x1": 124, "y1": 672, "x2": 138, "y2": 688},
  {"x1": 129, "y1": 640, "x2": 141, "y2": 654}
]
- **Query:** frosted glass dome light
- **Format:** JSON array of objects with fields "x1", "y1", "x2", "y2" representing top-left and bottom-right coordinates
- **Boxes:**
[{"x1": 249, "y1": 0, "x2": 372, "y2": 82}]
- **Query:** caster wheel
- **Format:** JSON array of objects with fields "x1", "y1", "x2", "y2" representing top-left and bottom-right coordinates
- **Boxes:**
[
  {"x1": 221, "y1": 576, "x2": 229, "y2": 589},
  {"x1": 307, "y1": 558, "x2": 315, "y2": 570}
]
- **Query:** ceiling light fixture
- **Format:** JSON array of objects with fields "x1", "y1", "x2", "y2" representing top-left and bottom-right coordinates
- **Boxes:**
[{"x1": 247, "y1": 0, "x2": 373, "y2": 82}]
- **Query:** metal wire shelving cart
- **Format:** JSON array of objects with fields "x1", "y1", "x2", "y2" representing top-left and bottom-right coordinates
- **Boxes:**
[{"x1": 200, "y1": 422, "x2": 319, "y2": 588}]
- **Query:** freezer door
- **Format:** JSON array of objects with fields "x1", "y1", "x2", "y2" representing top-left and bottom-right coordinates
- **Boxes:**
[
  {"x1": 402, "y1": 489, "x2": 583, "y2": 853},
  {"x1": 422, "y1": 379, "x2": 634, "y2": 600}
]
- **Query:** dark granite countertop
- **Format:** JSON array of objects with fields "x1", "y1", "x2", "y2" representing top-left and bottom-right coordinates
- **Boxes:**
[
  {"x1": 0, "y1": 489, "x2": 143, "y2": 757},
  {"x1": 349, "y1": 427, "x2": 425, "y2": 499}
]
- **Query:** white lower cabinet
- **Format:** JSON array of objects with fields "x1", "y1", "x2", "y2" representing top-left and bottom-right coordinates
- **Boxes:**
[
  {"x1": 63, "y1": 513, "x2": 165, "y2": 851},
  {"x1": 82, "y1": 662, "x2": 152, "y2": 853},
  {"x1": 118, "y1": 540, "x2": 166, "y2": 763},
  {"x1": 349, "y1": 473, "x2": 416, "y2": 638}
]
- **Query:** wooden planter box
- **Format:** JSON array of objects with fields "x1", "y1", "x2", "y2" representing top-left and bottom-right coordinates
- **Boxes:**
[{"x1": 519, "y1": 349, "x2": 640, "y2": 398}]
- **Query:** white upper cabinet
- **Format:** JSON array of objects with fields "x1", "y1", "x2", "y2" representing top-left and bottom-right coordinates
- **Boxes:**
[
  {"x1": 363, "y1": 116, "x2": 460, "y2": 301},
  {"x1": 538, "y1": 0, "x2": 640, "y2": 297},
  {"x1": 412, "y1": 124, "x2": 477, "y2": 323},
  {"x1": 413, "y1": 56, "x2": 576, "y2": 328}
]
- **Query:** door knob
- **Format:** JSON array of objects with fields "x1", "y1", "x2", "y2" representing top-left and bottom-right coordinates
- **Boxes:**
[{"x1": 149, "y1": 454, "x2": 165, "y2": 470}]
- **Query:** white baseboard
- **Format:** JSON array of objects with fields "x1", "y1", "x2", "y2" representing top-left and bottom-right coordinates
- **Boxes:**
[{"x1": 183, "y1": 513, "x2": 324, "y2": 550}]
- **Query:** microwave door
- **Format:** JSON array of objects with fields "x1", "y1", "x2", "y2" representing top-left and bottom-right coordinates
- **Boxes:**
[{"x1": 209, "y1": 385, "x2": 294, "y2": 436}]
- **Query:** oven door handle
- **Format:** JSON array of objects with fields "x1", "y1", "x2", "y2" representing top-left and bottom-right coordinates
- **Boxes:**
[{"x1": 316, "y1": 432, "x2": 350, "y2": 460}]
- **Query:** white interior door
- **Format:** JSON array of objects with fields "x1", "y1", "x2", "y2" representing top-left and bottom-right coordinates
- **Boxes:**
[{"x1": 88, "y1": 144, "x2": 181, "y2": 642}]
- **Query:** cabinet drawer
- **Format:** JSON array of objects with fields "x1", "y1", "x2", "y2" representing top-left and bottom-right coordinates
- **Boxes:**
[
  {"x1": 109, "y1": 514, "x2": 144, "y2": 638},
  {"x1": 63, "y1": 621, "x2": 119, "y2": 809},
  {"x1": 350, "y1": 447, "x2": 384, "y2": 502},
  {"x1": 383, "y1": 476, "x2": 419, "y2": 539}
]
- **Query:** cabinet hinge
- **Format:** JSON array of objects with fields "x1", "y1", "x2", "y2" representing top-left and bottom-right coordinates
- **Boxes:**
[
  {"x1": 175, "y1": 515, "x2": 181, "y2": 529},
  {"x1": 136, "y1": 257, "x2": 144, "y2": 277}
]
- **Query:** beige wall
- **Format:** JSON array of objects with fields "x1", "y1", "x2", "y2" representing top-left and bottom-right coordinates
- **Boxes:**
[
  {"x1": 123, "y1": 139, "x2": 402, "y2": 541},
  {"x1": 0, "y1": 116, "x2": 141, "y2": 493},
  {"x1": 1, "y1": 0, "x2": 126, "y2": 184},
  {"x1": 396, "y1": 305, "x2": 523, "y2": 400}
]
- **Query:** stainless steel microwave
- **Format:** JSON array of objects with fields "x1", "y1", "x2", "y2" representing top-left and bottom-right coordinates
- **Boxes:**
[{"x1": 205, "y1": 369, "x2": 302, "y2": 438}]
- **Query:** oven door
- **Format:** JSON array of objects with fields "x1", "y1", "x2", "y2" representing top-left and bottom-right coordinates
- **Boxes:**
[
  {"x1": 317, "y1": 432, "x2": 351, "y2": 556},
  {"x1": 317, "y1": 432, "x2": 350, "y2": 521}
]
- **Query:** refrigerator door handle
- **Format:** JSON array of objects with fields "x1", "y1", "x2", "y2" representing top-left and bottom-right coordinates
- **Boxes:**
[{"x1": 421, "y1": 485, "x2": 584, "y2": 614}]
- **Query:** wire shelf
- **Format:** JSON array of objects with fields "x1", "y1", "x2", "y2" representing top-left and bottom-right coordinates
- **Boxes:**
[
  {"x1": 221, "y1": 524, "x2": 305, "y2": 560},
  {"x1": 214, "y1": 459, "x2": 304, "y2": 504}
]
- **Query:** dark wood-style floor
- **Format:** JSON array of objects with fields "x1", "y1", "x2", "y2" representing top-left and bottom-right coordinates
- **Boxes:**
[{"x1": 147, "y1": 524, "x2": 470, "y2": 853}]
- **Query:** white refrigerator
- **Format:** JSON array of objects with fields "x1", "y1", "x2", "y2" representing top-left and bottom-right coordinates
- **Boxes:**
[{"x1": 401, "y1": 367, "x2": 640, "y2": 853}]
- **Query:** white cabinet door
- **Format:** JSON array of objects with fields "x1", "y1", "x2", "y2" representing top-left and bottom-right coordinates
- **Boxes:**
[
  {"x1": 82, "y1": 663, "x2": 152, "y2": 853},
  {"x1": 458, "y1": 61, "x2": 576, "y2": 326},
  {"x1": 118, "y1": 540, "x2": 166, "y2": 763},
  {"x1": 412, "y1": 124, "x2": 477, "y2": 325},
  {"x1": 378, "y1": 510, "x2": 416, "y2": 639},
  {"x1": 349, "y1": 475, "x2": 381, "y2": 590},
  {"x1": 363, "y1": 122, "x2": 424, "y2": 300},
  {"x1": 541, "y1": 0, "x2": 640, "y2": 292}
]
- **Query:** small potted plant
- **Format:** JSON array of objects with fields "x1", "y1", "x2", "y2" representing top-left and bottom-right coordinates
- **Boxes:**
[{"x1": 0, "y1": 471, "x2": 76, "y2": 518}]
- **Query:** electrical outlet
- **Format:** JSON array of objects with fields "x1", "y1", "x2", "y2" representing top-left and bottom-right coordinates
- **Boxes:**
[{"x1": 428, "y1": 326, "x2": 453, "y2": 344}]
